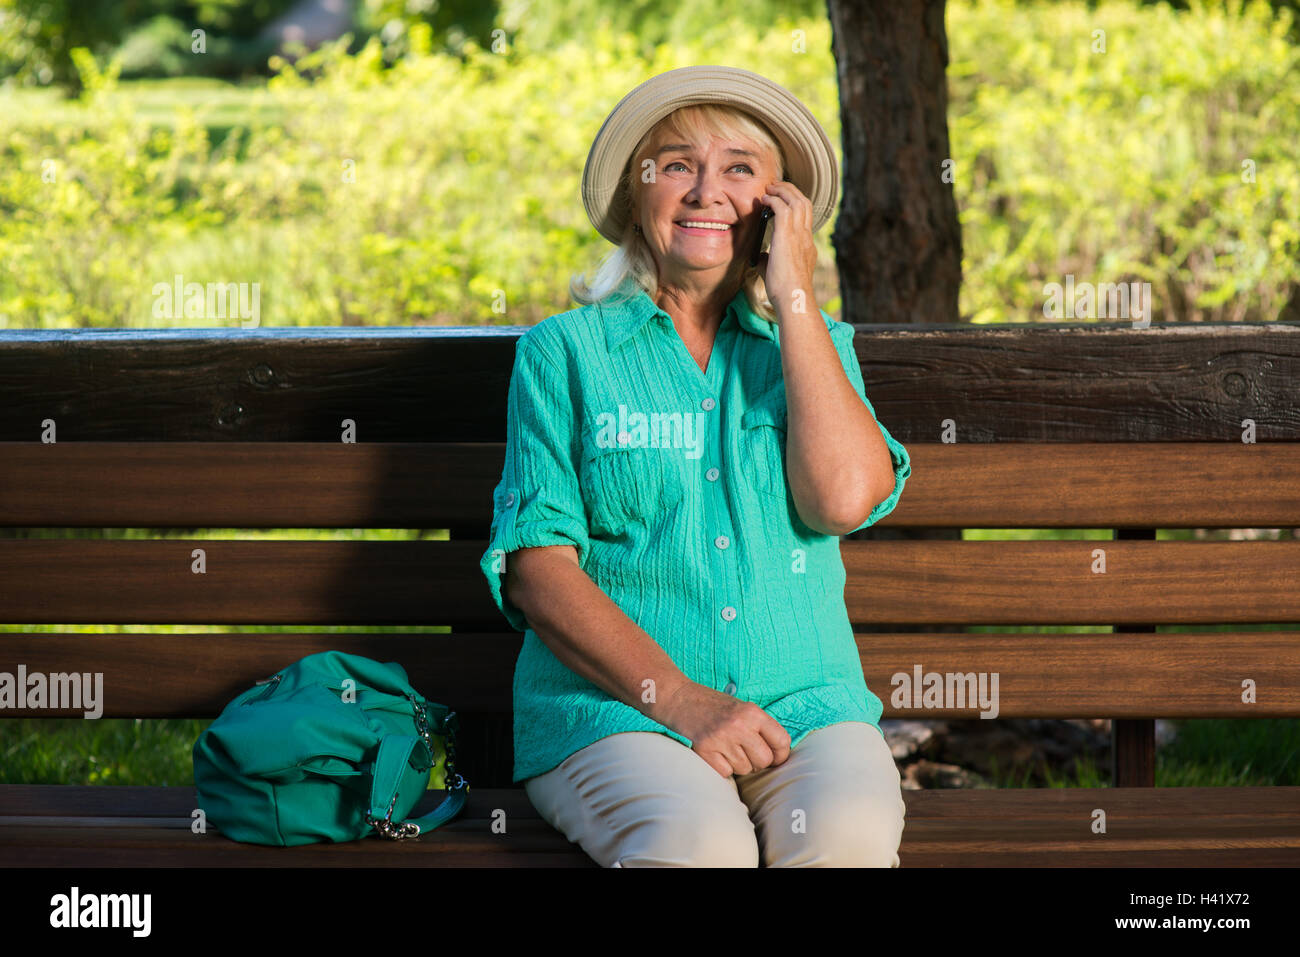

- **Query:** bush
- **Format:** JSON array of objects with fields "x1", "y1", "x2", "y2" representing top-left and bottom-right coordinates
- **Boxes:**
[
  {"x1": 948, "y1": 0, "x2": 1300, "y2": 323},
  {"x1": 0, "y1": 0, "x2": 303, "y2": 90},
  {"x1": 115, "y1": 15, "x2": 196, "y2": 79},
  {"x1": 0, "y1": 0, "x2": 1296, "y2": 328}
]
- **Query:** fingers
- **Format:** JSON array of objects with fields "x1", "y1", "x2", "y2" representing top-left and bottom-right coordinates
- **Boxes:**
[
  {"x1": 730, "y1": 737, "x2": 775, "y2": 777},
  {"x1": 707, "y1": 725, "x2": 784, "y2": 778},
  {"x1": 763, "y1": 181, "x2": 811, "y2": 230},
  {"x1": 763, "y1": 724, "x2": 792, "y2": 767},
  {"x1": 693, "y1": 695, "x2": 793, "y2": 778}
]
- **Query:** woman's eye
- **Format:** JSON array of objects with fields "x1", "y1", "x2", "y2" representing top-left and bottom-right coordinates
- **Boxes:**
[{"x1": 663, "y1": 162, "x2": 753, "y2": 174}]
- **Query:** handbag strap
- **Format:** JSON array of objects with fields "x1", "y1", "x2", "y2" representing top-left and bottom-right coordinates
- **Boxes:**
[{"x1": 367, "y1": 735, "x2": 468, "y2": 840}]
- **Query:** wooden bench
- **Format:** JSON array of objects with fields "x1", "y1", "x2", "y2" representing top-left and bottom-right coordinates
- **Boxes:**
[{"x1": 1, "y1": 321, "x2": 1298, "y2": 867}]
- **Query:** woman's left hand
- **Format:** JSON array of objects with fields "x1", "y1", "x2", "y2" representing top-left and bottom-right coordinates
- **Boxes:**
[{"x1": 756, "y1": 180, "x2": 818, "y2": 319}]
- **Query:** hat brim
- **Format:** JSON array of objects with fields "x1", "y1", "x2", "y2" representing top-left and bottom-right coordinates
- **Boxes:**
[{"x1": 581, "y1": 65, "x2": 840, "y2": 246}]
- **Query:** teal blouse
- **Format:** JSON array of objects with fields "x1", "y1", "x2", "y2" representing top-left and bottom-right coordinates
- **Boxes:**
[{"x1": 480, "y1": 281, "x2": 911, "y2": 783}]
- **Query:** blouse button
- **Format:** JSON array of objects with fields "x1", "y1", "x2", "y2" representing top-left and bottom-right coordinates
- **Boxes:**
[
  {"x1": 714, "y1": 535, "x2": 729, "y2": 550},
  {"x1": 705, "y1": 467, "x2": 720, "y2": 482},
  {"x1": 721, "y1": 606, "x2": 737, "y2": 621},
  {"x1": 503, "y1": 492, "x2": 515, "y2": 507},
  {"x1": 701, "y1": 397, "x2": 716, "y2": 411},
  {"x1": 723, "y1": 681, "x2": 737, "y2": 695}
]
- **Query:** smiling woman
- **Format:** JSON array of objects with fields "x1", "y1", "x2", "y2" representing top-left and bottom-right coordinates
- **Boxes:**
[
  {"x1": 481, "y1": 65, "x2": 910, "y2": 868},
  {"x1": 571, "y1": 102, "x2": 787, "y2": 321}
]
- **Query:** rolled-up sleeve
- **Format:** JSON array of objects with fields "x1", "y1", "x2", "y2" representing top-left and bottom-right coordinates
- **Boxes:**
[
  {"x1": 480, "y1": 333, "x2": 590, "y2": 632},
  {"x1": 826, "y1": 314, "x2": 911, "y2": 533}
]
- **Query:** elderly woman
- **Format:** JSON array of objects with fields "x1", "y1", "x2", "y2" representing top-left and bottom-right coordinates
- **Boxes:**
[{"x1": 479, "y1": 65, "x2": 911, "y2": 867}]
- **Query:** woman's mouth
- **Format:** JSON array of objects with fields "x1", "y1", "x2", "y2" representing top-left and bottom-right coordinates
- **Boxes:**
[{"x1": 675, "y1": 221, "x2": 734, "y2": 235}]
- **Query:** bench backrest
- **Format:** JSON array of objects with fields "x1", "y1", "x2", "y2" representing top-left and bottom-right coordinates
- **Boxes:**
[{"x1": 2, "y1": 322, "x2": 1298, "y2": 786}]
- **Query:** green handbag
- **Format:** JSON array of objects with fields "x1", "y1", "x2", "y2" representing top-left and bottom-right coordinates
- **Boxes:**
[{"x1": 192, "y1": 650, "x2": 469, "y2": 846}]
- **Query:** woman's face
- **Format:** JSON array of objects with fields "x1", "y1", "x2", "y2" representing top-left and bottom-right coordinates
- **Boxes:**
[{"x1": 634, "y1": 125, "x2": 779, "y2": 290}]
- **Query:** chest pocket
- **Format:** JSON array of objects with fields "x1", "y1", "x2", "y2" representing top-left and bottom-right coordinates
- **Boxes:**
[
  {"x1": 580, "y1": 444, "x2": 686, "y2": 537},
  {"x1": 740, "y1": 390, "x2": 790, "y2": 501}
]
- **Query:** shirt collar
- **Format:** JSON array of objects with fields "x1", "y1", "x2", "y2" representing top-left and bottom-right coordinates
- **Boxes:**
[{"x1": 599, "y1": 281, "x2": 778, "y2": 352}]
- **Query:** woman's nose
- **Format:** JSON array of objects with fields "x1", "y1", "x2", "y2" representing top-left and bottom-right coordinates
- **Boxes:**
[{"x1": 684, "y1": 170, "x2": 726, "y2": 206}]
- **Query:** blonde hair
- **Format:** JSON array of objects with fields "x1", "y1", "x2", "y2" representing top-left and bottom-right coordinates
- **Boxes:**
[{"x1": 569, "y1": 103, "x2": 787, "y2": 322}]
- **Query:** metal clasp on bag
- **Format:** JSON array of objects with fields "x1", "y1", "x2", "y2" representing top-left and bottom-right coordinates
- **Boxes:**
[
  {"x1": 366, "y1": 793, "x2": 421, "y2": 841},
  {"x1": 409, "y1": 695, "x2": 468, "y2": 792},
  {"x1": 243, "y1": 672, "x2": 282, "y2": 705},
  {"x1": 442, "y1": 709, "x2": 467, "y2": 791},
  {"x1": 410, "y1": 693, "x2": 435, "y2": 750},
  {"x1": 438, "y1": 709, "x2": 467, "y2": 791}
]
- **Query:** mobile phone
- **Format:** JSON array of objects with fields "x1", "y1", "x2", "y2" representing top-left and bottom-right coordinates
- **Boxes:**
[{"x1": 749, "y1": 206, "x2": 774, "y2": 267}]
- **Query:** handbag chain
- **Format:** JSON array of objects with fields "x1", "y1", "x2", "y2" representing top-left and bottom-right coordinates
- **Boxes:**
[{"x1": 366, "y1": 694, "x2": 468, "y2": 840}]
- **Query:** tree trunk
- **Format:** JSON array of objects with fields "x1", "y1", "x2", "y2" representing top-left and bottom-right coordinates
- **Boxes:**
[
  {"x1": 829, "y1": 1, "x2": 964, "y2": 659},
  {"x1": 828, "y1": 0, "x2": 962, "y2": 325}
]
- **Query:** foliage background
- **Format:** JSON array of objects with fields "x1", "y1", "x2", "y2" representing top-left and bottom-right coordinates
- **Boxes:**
[{"x1": 0, "y1": 0, "x2": 1297, "y2": 329}]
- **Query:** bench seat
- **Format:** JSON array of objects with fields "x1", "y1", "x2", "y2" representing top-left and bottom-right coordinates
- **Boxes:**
[{"x1": 4, "y1": 785, "x2": 1298, "y2": 867}]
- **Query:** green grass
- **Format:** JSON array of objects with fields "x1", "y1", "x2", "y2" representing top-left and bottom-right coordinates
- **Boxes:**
[
  {"x1": 989, "y1": 748, "x2": 1111, "y2": 788},
  {"x1": 1158, "y1": 718, "x2": 1300, "y2": 786},
  {"x1": 1, "y1": 718, "x2": 210, "y2": 786},
  {"x1": 0, "y1": 76, "x2": 287, "y2": 150}
]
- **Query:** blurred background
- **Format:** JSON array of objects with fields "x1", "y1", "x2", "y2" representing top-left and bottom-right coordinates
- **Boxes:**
[
  {"x1": 1, "y1": 0, "x2": 1297, "y2": 790},
  {"x1": 0, "y1": 0, "x2": 1297, "y2": 329}
]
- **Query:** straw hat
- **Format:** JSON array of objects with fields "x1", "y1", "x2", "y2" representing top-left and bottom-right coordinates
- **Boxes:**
[{"x1": 581, "y1": 65, "x2": 840, "y2": 245}]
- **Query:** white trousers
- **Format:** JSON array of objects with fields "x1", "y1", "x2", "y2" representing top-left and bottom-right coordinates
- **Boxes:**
[{"x1": 523, "y1": 721, "x2": 906, "y2": 867}]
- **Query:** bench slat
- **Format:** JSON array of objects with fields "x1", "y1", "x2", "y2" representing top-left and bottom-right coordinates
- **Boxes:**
[
  {"x1": 2, "y1": 631, "x2": 1296, "y2": 718},
  {"x1": 1, "y1": 539, "x2": 1297, "y2": 625},
  {"x1": 0, "y1": 633, "x2": 519, "y2": 715},
  {"x1": 8, "y1": 783, "x2": 1300, "y2": 818},
  {"x1": 9, "y1": 827, "x2": 1294, "y2": 867},
  {"x1": 2, "y1": 442, "x2": 1299, "y2": 528},
  {"x1": 0, "y1": 443, "x2": 499, "y2": 528},
  {"x1": 844, "y1": 540, "x2": 1300, "y2": 624},
  {"x1": 0, "y1": 824, "x2": 595, "y2": 867},
  {"x1": 0, "y1": 783, "x2": 542, "y2": 818},
  {"x1": 0, "y1": 540, "x2": 498, "y2": 626},
  {"x1": 4, "y1": 324, "x2": 1300, "y2": 444},
  {"x1": 3, "y1": 785, "x2": 1297, "y2": 867}
]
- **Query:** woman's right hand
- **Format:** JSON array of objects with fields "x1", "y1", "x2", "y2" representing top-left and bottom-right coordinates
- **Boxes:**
[{"x1": 659, "y1": 681, "x2": 792, "y2": 778}]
